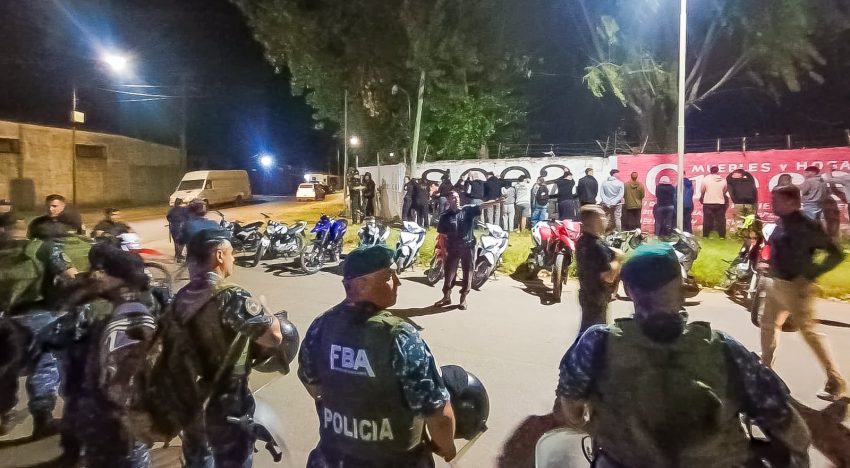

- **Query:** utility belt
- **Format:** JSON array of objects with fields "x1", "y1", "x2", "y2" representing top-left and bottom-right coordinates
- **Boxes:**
[{"x1": 315, "y1": 441, "x2": 433, "y2": 468}]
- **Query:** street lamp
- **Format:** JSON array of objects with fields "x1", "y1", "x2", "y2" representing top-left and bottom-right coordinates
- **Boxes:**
[
  {"x1": 391, "y1": 84, "x2": 412, "y2": 125},
  {"x1": 349, "y1": 135, "x2": 361, "y2": 148},
  {"x1": 101, "y1": 52, "x2": 131, "y2": 75},
  {"x1": 259, "y1": 153, "x2": 275, "y2": 169}
]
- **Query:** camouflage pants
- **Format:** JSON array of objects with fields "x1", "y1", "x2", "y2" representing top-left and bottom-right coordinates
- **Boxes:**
[
  {"x1": 62, "y1": 396, "x2": 150, "y2": 468},
  {"x1": 183, "y1": 391, "x2": 255, "y2": 468},
  {"x1": 0, "y1": 310, "x2": 60, "y2": 417}
]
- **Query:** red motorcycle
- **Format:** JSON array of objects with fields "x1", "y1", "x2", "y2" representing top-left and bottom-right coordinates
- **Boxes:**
[{"x1": 523, "y1": 220, "x2": 582, "y2": 302}]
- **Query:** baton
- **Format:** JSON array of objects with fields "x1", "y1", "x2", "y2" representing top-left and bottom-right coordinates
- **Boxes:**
[{"x1": 449, "y1": 431, "x2": 484, "y2": 467}]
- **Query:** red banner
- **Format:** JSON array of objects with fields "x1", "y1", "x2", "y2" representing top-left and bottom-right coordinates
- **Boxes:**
[{"x1": 616, "y1": 147, "x2": 850, "y2": 231}]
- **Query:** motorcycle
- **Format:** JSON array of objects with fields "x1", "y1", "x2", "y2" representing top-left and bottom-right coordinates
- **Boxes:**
[
  {"x1": 358, "y1": 216, "x2": 391, "y2": 247},
  {"x1": 603, "y1": 228, "x2": 646, "y2": 254},
  {"x1": 426, "y1": 233, "x2": 448, "y2": 286},
  {"x1": 253, "y1": 213, "x2": 308, "y2": 267},
  {"x1": 395, "y1": 221, "x2": 427, "y2": 273},
  {"x1": 215, "y1": 211, "x2": 264, "y2": 265},
  {"x1": 524, "y1": 220, "x2": 582, "y2": 303},
  {"x1": 722, "y1": 224, "x2": 770, "y2": 308},
  {"x1": 471, "y1": 222, "x2": 510, "y2": 290},
  {"x1": 746, "y1": 224, "x2": 791, "y2": 330},
  {"x1": 111, "y1": 232, "x2": 173, "y2": 291},
  {"x1": 663, "y1": 228, "x2": 702, "y2": 299},
  {"x1": 300, "y1": 215, "x2": 347, "y2": 274}
]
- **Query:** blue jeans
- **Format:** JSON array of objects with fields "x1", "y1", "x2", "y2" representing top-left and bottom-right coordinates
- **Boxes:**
[
  {"x1": 11, "y1": 310, "x2": 60, "y2": 415},
  {"x1": 801, "y1": 203, "x2": 823, "y2": 222},
  {"x1": 531, "y1": 207, "x2": 548, "y2": 227}
]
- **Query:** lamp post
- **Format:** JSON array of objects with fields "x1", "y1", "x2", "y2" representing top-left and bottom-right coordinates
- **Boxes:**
[
  {"x1": 350, "y1": 135, "x2": 361, "y2": 169},
  {"x1": 675, "y1": 0, "x2": 688, "y2": 230}
]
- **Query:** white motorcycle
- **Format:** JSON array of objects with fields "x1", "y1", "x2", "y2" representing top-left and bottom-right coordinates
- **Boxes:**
[
  {"x1": 664, "y1": 229, "x2": 702, "y2": 298},
  {"x1": 471, "y1": 222, "x2": 510, "y2": 290},
  {"x1": 395, "y1": 221, "x2": 427, "y2": 273},
  {"x1": 358, "y1": 216, "x2": 391, "y2": 247}
]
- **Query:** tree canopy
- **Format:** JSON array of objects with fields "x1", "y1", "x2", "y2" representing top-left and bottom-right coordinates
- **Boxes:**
[{"x1": 232, "y1": 0, "x2": 532, "y2": 161}]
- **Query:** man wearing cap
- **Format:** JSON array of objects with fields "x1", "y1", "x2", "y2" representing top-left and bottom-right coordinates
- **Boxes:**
[
  {"x1": 299, "y1": 245, "x2": 457, "y2": 468},
  {"x1": 172, "y1": 228, "x2": 283, "y2": 467},
  {"x1": 557, "y1": 243, "x2": 811, "y2": 467},
  {"x1": 600, "y1": 169, "x2": 624, "y2": 232}
]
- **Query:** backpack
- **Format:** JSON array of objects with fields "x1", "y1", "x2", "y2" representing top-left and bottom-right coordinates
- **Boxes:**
[
  {"x1": 56, "y1": 235, "x2": 92, "y2": 272},
  {"x1": 0, "y1": 239, "x2": 45, "y2": 311},
  {"x1": 137, "y1": 286, "x2": 245, "y2": 443},
  {"x1": 96, "y1": 302, "x2": 157, "y2": 409},
  {"x1": 535, "y1": 185, "x2": 550, "y2": 207}
]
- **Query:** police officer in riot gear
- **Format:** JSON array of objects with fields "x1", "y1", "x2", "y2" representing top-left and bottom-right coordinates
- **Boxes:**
[
  {"x1": 173, "y1": 228, "x2": 283, "y2": 467},
  {"x1": 299, "y1": 245, "x2": 457, "y2": 467},
  {"x1": 557, "y1": 244, "x2": 811, "y2": 467}
]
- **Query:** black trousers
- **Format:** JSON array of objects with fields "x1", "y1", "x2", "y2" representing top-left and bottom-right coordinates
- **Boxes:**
[
  {"x1": 578, "y1": 288, "x2": 610, "y2": 335},
  {"x1": 411, "y1": 204, "x2": 429, "y2": 228},
  {"x1": 683, "y1": 206, "x2": 694, "y2": 233},
  {"x1": 364, "y1": 197, "x2": 375, "y2": 217},
  {"x1": 402, "y1": 198, "x2": 413, "y2": 221},
  {"x1": 623, "y1": 208, "x2": 641, "y2": 230},
  {"x1": 653, "y1": 205, "x2": 675, "y2": 236},
  {"x1": 443, "y1": 246, "x2": 474, "y2": 296},
  {"x1": 308, "y1": 444, "x2": 434, "y2": 468},
  {"x1": 558, "y1": 199, "x2": 578, "y2": 221},
  {"x1": 703, "y1": 204, "x2": 727, "y2": 238}
]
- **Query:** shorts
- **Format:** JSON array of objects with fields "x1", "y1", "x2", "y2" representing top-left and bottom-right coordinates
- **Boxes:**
[{"x1": 517, "y1": 204, "x2": 531, "y2": 217}]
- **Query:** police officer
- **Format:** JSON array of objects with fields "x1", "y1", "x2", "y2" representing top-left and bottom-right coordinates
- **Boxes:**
[
  {"x1": 557, "y1": 244, "x2": 811, "y2": 467},
  {"x1": 299, "y1": 246, "x2": 457, "y2": 467},
  {"x1": 0, "y1": 236, "x2": 78, "y2": 438},
  {"x1": 181, "y1": 199, "x2": 220, "y2": 245},
  {"x1": 173, "y1": 228, "x2": 283, "y2": 467},
  {"x1": 45, "y1": 243, "x2": 157, "y2": 467},
  {"x1": 348, "y1": 169, "x2": 365, "y2": 224},
  {"x1": 91, "y1": 207, "x2": 132, "y2": 238}
]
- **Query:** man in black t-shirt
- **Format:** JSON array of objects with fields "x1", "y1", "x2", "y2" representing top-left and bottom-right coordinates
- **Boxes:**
[
  {"x1": 91, "y1": 208, "x2": 132, "y2": 238},
  {"x1": 27, "y1": 194, "x2": 83, "y2": 240},
  {"x1": 434, "y1": 191, "x2": 498, "y2": 310},
  {"x1": 575, "y1": 205, "x2": 621, "y2": 333}
]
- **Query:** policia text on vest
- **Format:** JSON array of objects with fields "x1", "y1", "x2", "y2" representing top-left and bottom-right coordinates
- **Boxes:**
[{"x1": 323, "y1": 406, "x2": 394, "y2": 442}]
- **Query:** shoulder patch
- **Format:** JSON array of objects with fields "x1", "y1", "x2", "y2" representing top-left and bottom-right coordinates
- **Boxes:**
[{"x1": 245, "y1": 297, "x2": 263, "y2": 316}]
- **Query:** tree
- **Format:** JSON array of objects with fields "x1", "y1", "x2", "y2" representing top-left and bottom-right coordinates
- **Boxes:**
[
  {"x1": 232, "y1": 0, "x2": 531, "y2": 160},
  {"x1": 576, "y1": 0, "x2": 835, "y2": 149}
]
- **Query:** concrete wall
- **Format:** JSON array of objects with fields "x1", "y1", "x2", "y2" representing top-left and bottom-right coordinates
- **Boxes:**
[{"x1": 0, "y1": 120, "x2": 181, "y2": 209}]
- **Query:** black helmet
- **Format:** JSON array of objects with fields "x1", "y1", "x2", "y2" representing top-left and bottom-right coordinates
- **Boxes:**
[
  {"x1": 252, "y1": 311, "x2": 300, "y2": 374},
  {"x1": 441, "y1": 365, "x2": 489, "y2": 440}
]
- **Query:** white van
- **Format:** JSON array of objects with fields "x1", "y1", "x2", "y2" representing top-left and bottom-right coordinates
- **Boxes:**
[{"x1": 169, "y1": 170, "x2": 252, "y2": 206}]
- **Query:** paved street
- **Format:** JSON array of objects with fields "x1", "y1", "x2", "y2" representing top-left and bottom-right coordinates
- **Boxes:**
[{"x1": 2, "y1": 200, "x2": 849, "y2": 467}]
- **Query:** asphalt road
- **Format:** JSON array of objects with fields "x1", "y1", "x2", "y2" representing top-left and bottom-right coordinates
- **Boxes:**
[{"x1": 2, "y1": 198, "x2": 848, "y2": 467}]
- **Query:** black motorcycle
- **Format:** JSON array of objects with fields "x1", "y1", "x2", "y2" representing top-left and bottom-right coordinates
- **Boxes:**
[
  {"x1": 252, "y1": 213, "x2": 308, "y2": 267},
  {"x1": 215, "y1": 211, "x2": 264, "y2": 266}
]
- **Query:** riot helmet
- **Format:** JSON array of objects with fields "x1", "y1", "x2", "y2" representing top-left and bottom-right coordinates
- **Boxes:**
[
  {"x1": 252, "y1": 310, "x2": 300, "y2": 374},
  {"x1": 441, "y1": 365, "x2": 489, "y2": 440}
]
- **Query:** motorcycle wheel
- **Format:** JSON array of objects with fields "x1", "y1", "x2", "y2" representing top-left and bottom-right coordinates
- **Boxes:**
[
  {"x1": 471, "y1": 258, "x2": 491, "y2": 290},
  {"x1": 552, "y1": 253, "x2": 565, "y2": 303},
  {"x1": 524, "y1": 253, "x2": 541, "y2": 280},
  {"x1": 249, "y1": 242, "x2": 266, "y2": 268},
  {"x1": 144, "y1": 262, "x2": 173, "y2": 292},
  {"x1": 300, "y1": 244, "x2": 323, "y2": 275},
  {"x1": 426, "y1": 255, "x2": 444, "y2": 286},
  {"x1": 396, "y1": 254, "x2": 410, "y2": 273},
  {"x1": 682, "y1": 277, "x2": 701, "y2": 299},
  {"x1": 294, "y1": 234, "x2": 306, "y2": 254}
]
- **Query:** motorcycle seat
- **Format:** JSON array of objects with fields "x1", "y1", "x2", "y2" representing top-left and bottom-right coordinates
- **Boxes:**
[{"x1": 242, "y1": 221, "x2": 264, "y2": 230}]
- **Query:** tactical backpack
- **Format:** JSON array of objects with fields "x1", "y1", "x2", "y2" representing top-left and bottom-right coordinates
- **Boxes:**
[
  {"x1": 56, "y1": 235, "x2": 92, "y2": 272},
  {"x1": 0, "y1": 239, "x2": 46, "y2": 311}
]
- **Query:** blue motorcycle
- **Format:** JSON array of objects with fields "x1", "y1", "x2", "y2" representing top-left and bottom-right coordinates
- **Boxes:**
[{"x1": 300, "y1": 215, "x2": 347, "y2": 274}]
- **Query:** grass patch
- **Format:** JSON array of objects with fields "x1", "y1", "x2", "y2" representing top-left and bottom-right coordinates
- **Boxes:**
[{"x1": 254, "y1": 196, "x2": 850, "y2": 300}]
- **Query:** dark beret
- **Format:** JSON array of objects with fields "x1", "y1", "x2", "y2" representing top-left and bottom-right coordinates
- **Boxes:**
[
  {"x1": 621, "y1": 243, "x2": 681, "y2": 290},
  {"x1": 343, "y1": 246, "x2": 395, "y2": 279}
]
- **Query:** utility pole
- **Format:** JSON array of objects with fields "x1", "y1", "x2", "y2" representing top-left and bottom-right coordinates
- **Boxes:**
[
  {"x1": 410, "y1": 70, "x2": 426, "y2": 176},
  {"x1": 179, "y1": 74, "x2": 188, "y2": 171},
  {"x1": 342, "y1": 89, "x2": 350, "y2": 216},
  {"x1": 71, "y1": 86, "x2": 79, "y2": 204},
  {"x1": 675, "y1": 0, "x2": 688, "y2": 231}
]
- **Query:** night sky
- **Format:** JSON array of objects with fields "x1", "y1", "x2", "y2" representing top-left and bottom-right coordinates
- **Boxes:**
[{"x1": 0, "y1": 0, "x2": 847, "y2": 169}]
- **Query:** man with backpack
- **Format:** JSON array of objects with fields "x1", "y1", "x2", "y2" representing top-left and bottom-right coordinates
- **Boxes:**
[
  {"x1": 44, "y1": 243, "x2": 159, "y2": 466},
  {"x1": 531, "y1": 176, "x2": 550, "y2": 227},
  {"x1": 0, "y1": 234, "x2": 85, "y2": 438},
  {"x1": 170, "y1": 227, "x2": 284, "y2": 467}
]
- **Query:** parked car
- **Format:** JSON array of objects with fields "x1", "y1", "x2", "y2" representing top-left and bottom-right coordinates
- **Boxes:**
[
  {"x1": 169, "y1": 170, "x2": 252, "y2": 206},
  {"x1": 296, "y1": 183, "x2": 326, "y2": 201}
]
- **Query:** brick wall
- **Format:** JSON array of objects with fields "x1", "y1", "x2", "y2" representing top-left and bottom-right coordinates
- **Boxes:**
[{"x1": 0, "y1": 120, "x2": 181, "y2": 209}]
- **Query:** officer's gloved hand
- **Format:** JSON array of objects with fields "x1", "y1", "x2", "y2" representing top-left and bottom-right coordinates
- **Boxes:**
[{"x1": 238, "y1": 314, "x2": 273, "y2": 340}]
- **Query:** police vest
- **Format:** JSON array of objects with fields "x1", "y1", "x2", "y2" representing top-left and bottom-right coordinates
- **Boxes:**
[
  {"x1": 316, "y1": 306, "x2": 425, "y2": 460},
  {"x1": 588, "y1": 318, "x2": 751, "y2": 468}
]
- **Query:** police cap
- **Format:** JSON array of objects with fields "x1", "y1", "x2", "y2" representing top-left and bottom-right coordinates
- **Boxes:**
[
  {"x1": 621, "y1": 243, "x2": 680, "y2": 290},
  {"x1": 343, "y1": 245, "x2": 395, "y2": 279}
]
